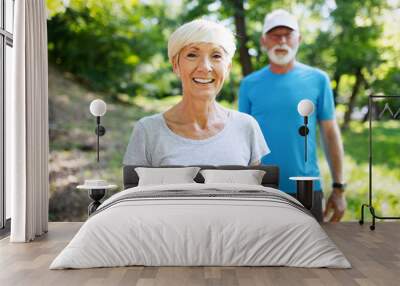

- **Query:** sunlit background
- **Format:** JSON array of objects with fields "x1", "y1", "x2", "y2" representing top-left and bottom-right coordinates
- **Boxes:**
[{"x1": 45, "y1": 0, "x2": 400, "y2": 221}]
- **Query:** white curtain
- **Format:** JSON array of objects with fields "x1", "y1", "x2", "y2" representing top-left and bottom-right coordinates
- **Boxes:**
[{"x1": 8, "y1": 0, "x2": 49, "y2": 242}]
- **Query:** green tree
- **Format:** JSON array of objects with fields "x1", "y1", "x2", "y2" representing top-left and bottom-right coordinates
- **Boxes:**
[
  {"x1": 47, "y1": 0, "x2": 398, "y2": 110},
  {"x1": 303, "y1": 0, "x2": 387, "y2": 129},
  {"x1": 47, "y1": 0, "x2": 179, "y2": 100}
]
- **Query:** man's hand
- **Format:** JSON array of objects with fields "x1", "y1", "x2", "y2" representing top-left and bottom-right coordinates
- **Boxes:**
[{"x1": 324, "y1": 188, "x2": 347, "y2": 222}]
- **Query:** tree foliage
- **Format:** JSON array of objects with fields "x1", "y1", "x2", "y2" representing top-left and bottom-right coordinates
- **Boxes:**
[
  {"x1": 46, "y1": 0, "x2": 400, "y2": 110},
  {"x1": 47, "y1": 0, "x2": 178, "y2": 99}
]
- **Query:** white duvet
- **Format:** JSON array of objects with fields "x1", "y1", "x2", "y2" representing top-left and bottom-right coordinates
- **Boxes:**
[{"x1": 50, "y1": 183, "x2": 351, "y2": 269}]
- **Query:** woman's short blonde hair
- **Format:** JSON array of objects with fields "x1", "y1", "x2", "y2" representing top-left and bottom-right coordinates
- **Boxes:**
[{"x1": 167, "y1": 19, "x2": 236, "y2": 64}]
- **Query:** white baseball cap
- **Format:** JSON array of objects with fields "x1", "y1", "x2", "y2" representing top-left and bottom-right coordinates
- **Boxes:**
[{"x1": 262, "y1": 9, "x2": 299, "y2": 34}]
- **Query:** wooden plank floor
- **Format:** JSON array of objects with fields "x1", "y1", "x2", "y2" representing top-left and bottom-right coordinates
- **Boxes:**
[{"x1": 0, "y1": 222, "x2": 399, "y2": 286}]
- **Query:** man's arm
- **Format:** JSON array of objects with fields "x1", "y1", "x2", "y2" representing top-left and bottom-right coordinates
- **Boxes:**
[
  {"x1": 319, "y1": 119, "x2": 344, "y2": 183},
  {"x1": 319, "y1": 119, "x2": 347, "y2": 222}
]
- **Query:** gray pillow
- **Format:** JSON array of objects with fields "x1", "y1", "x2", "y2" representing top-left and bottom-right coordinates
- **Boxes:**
[
  {"x1": 200, "y1": 169, "x2": 266, "y2": 185},
  {"x1": 135, "y1": 167, "x2": 201, "y2": 186}
]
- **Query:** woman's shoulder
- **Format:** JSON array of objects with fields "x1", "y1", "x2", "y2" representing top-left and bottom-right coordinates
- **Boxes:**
[
  {"x1": 226, "y1": 109, "x2": 262, "y2": 137},
  {"x1": 228, "y1": 109, "x2": 257, "y2": 126},
  {"x1": 135, "y1": 113, "x2": 164, "y2": 129}
]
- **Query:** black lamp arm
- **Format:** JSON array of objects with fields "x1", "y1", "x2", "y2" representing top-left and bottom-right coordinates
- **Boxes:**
[
  {"x1": 298, "y1": 116, "x2": 309, "y2": 162},
  {"x1": 298, "y1": 116, "x2": 309, "y2": 136},
  {"x1": 95, "y1": 116, "x2": 106, "y2": 162},
  {"x1": 95, "y1": 116, "x2": 106, "y2": 136}
]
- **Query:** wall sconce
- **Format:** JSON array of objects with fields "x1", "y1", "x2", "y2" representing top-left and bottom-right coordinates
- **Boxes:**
[
  {"x1": 289, "y1": 99, "x2": 318, "y2": 210},
  {"x1": 297, "y1": 99, "x2": 314, "y2": 162},
  {"x1": 89, "y1": 99, "x2": 107, "y2": 162}
]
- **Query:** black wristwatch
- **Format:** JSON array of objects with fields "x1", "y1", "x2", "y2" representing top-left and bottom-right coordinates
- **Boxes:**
[{"x1": 332, "y1": 182, "x2": 346, "y2": 190}]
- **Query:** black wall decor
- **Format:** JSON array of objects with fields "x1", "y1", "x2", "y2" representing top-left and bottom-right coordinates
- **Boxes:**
[{"x1": 359, "y1": 95, "x2": 400, "y2": 230}]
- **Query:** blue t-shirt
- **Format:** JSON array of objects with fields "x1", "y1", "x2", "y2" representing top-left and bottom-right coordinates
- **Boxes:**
[{"x1": 239, "y1": 62, "x2": 335, "y2": 194}]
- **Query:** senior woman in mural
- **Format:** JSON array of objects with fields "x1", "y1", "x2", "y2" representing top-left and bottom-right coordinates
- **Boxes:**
[{"x1": 123, "y1": 19, "x2": 269, "y2": 166}]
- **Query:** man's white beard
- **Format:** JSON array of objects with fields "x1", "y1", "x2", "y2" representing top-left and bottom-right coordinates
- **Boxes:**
[{"x1": 267, "y1": 44, "x2": 298, "y2": 66}]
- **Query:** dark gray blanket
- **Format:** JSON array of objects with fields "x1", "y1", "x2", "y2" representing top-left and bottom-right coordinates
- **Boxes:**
[{"x1": 92, "y1": 189, "x2": 312, "y2": 218}]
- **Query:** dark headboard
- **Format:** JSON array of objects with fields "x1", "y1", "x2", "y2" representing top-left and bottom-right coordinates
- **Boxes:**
[{"x1": 123, "y1": 165, "x2": 279, "y2": 190}]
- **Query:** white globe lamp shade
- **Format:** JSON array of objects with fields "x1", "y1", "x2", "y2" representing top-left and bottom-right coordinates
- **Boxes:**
[
  {"x1": 297, "y1": 99, "x2": 314, "y2": 117},
  {"x1": 90, "y1": 99, "x2": 107, "y2": 117}
]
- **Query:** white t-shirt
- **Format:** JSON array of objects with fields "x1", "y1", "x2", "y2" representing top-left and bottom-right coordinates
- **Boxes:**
[{"x1": 123, "y1": 110, "x2": 270, "y2": 166}]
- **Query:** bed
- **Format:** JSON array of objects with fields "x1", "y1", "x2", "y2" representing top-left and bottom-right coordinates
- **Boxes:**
[{"x1": 50, "y1": 165, "x2": 351, "y2": 269}]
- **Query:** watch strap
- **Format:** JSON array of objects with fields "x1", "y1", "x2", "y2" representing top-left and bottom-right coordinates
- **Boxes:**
[{"x1": 332, "y1": 182, "x2": 346, "y2": 190}]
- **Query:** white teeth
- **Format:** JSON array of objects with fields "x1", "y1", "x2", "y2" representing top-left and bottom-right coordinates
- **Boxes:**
[{"x1": 193, "y1": 78, "x2": 214, "y2": 84}]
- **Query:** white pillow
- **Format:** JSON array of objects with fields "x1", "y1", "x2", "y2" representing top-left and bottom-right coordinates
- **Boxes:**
[
  {"x1": 200, "y1": 169, "x2": 266, "y2": 185},
  {"x1": 135, "y1": 167, "x2": 200, "y2": 186}
]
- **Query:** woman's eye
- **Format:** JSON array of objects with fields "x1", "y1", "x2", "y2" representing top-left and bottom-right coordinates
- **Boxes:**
[
  {"x1": 186, "y1": 53, "x2": 197, "y2": 58},
  {"x1": 212, "y1": 54, "x2": 222, "y2": 59}
]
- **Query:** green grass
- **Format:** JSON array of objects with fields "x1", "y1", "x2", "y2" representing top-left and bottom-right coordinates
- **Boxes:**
[{"x1": 319, "y1": 120, "x2": 400, "y2": 221}]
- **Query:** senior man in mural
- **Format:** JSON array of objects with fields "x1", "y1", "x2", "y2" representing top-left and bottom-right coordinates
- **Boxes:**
[
  {"x1": 239, "y1": 9, "x2": 346, "y2": 222},
  {"x1": 124, "y1": 19, "x2": 269, "y2": 166}
]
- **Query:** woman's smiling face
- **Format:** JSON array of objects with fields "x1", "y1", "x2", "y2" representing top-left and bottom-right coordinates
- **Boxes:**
[{"x1": 173, "y1": 42, "x2": 231, "y2": 101}]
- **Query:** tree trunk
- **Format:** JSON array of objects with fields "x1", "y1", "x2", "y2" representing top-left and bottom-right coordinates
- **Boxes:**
[
  {"x1": 333, "y1": 71, "x2": 342, "y2": 105},
  {"x1": 342, "y1": 68, "x2": 364, "y2": 130},
  {"x1": 231, "y1": 0, "x2": 253, "y2": 76}
]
